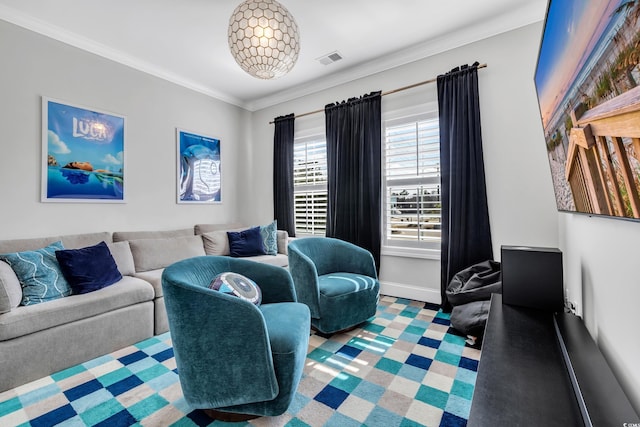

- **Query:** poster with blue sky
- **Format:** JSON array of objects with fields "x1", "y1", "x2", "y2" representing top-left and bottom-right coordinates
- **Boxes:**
[{"x1": 42, "y1": 98, "x2": 125, "y2": 202}]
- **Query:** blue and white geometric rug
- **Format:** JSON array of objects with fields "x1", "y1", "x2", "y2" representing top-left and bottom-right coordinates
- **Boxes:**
[{"x1": 0, "y1": 296, "x2": 480, "y2": 427}]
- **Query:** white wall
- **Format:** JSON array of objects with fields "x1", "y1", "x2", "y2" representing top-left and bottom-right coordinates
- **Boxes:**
[
  {"x1": 0, "y1": 20, "x2": 249, "y2": 239},
  {"x1": 248, "y1": 22, "x2": 559, "y2": 304},
  {"x1": 2, "y1": 11, "x2": 639, "y2": 416},
  {"x1": 561, "y1": 213, "x2": 640, "y2": 412}
]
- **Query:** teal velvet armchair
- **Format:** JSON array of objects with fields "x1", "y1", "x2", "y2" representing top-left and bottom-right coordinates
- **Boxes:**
[
  {"x1": 161, "y1": 256, "x2": 310, "y2": 420},
  {"x1": 288, "y1": 237, "x2": 380, "y2": 334}
]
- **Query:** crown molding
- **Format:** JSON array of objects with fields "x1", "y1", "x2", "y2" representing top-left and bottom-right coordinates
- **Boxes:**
[
  {"x1": 246, "y1": 1, "x2": 546, "y2": 111},
  {"x1": 0, "y1": 4, "x2": 248, "y2": 109},
  {"x1": 0, "y1": 2, "x2": 545, "y2": 113}
]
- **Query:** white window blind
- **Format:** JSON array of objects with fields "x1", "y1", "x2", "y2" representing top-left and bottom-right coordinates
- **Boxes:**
[
  {"x1": 384, "y1": 113, "x2": 441, "y2": 251},
  {"x1": 294, "y1": 137, "x2": 327, "y2": 236}
]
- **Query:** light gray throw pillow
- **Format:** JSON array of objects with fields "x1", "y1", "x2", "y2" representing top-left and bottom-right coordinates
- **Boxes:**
[
  {"x1": 107, "y1": 241, "x2": 136, "y2": 276},
  {"x1": 201, "y1": 228, "x2": 245, "y2": 256},
  {"x1": 195, "y1": 223, "x2": 244, "y2": 235},
  {"x1": 0, "y1": 261, "x2": 22, "y2": 313}
]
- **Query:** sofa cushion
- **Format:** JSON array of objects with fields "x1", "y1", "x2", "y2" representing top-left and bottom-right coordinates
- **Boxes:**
[
  {"x1": 0, "y1": 241, "x2": 72, "y2": 306},
  {"x1": 60, "y1": 232, "x2": 113, "y2": 249},
  {"x1": 228, "y1": 227, "x2": 266, "y2": 257},
  {"x1": 134, "y1": 269, "x2": 163, "y2": 297},
  {"x1": 0, "y1": 233, "x2": 113, "y2": 254},
  {"x1": 194, "y1": 223, "x2": 244, "y2": 235},
  {"x1": 55, "y1": 242, "x2": 122, "y2": 295},
  {"x1": 129, "y1": 235, "x2": 205, "y2": 272},
  {"x1": 246, "y1": 254, "x2": 289, "y2": 268},
  {"x1": 0, "y1": 276, "x2": 153, "y2": 341},
  {"x1": 200, "y1": 224, "x2": 287, "y2": 256},
  {"x1": 260, "y1": 221, "x2": 278, "y2": 255},
  {"x1": 0, "y1": 261, "x2": 22, "y2": 313},
  {"x1": 0, "y1": 237, "x2": 60, "y2": 254},
  {"x1": 107, "y1": 241, "x2": 136, "y2": 276},
  {"x1": 201, "y1": 228, "x2": 245, "y2": 256},
  {"x1": 113, "y1": 228, "x2": 194, "y2": 242}
]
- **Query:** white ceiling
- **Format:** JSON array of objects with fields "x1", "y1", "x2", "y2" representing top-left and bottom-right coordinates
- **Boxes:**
[{"x1": 0, "y1": 0, "x2": 547, "y2": 111}]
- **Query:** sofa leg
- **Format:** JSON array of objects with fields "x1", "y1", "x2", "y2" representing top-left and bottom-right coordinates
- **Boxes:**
[{"x1": 202, "y1": 409, "x2": 260, "y2": 422}]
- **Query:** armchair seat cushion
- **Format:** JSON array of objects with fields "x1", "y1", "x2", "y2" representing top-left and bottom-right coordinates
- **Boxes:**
[
  {"x1": 318, "y1": 273, "x2": 378, "y2": 297},
  {"x1": 315, "y1": 276, "x2": 379, "y2": 333}
]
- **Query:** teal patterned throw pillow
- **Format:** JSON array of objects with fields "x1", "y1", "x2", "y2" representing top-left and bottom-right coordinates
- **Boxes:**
[
  {"x1": 0, "y1": 241, "x2": 72, "y2": 306},
  {"x1": 260, "y1": 220, "x2": 278, "y2": 255}
]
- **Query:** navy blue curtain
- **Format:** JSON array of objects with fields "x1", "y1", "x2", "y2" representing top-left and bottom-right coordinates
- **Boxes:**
[
  {"x1": 437, "y1": 63, "x2": 493, "y2": 312},
  {"x1": 324, "y1": 92, "x2": 382, "y2": 271},
  {"x1": 273, "y1": 114, "x2": 296, "y2": 237}
]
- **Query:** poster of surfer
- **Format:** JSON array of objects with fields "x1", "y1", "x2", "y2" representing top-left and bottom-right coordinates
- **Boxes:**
[
  {"x1": 42, "y1": 97, "x2": 125, "y2": 203},
  {"x1": 176, "y1": 129, "x2": 221, "y2": 203}
]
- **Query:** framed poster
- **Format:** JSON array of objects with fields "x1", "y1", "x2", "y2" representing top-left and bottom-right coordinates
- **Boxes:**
[
  {"x1": 42, "y1": 97, "x2": 125, "y2": 203},
  {"x1": 176, "y1": 129, "x2": 221, "y2": 203}
]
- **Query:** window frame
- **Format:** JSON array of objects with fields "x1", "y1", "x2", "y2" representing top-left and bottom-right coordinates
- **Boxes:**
[
  {"x1": 381, "y1": 104, "x2": 441, "y2": 260},
  {"x1": 293, "y1": 133, "x2": 327, "y2": 237}
]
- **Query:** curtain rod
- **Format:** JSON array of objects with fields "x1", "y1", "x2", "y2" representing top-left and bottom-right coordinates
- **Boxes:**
[{"x1": 269, "y1": 63, "x2": 487, "y2": 124}]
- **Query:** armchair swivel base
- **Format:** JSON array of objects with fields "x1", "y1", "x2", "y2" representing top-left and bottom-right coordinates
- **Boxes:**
[{"x1": 203, "y1": 409, "x2": 259, "y2": 422}]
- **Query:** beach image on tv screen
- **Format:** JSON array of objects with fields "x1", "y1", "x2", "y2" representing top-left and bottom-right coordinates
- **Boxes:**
[{"x1": 534, "y1": 0, "x2": 640, "y2": 220}]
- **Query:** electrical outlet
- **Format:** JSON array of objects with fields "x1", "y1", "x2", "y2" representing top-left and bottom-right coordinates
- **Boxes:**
[{"x1": 564, "y1": 299, "x2": 577, "y2": 314}]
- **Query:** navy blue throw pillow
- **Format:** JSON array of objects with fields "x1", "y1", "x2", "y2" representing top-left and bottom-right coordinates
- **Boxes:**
[
  {"x1": 227, "y1": 227, "x2": 266, "y2": 257},
  {"x1": 55, "y1": 241, "x2": 122, "y2": 294}
]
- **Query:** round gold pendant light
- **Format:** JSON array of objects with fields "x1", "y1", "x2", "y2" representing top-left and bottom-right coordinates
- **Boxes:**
[{"x1": 228, "y1": 0, "x2": 300, "y2": 80}]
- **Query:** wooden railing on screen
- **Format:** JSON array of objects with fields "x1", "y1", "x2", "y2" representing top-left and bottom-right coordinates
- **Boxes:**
[{"x1": 565, "y1": 85, "x2": 640, "y2": 218}]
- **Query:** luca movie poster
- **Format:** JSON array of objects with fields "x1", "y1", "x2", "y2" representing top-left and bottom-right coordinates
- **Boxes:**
[
  {"x1": 43, "y1": 98, "x2": 125, "y2": 202},
  {"x1": 177, "y1": 129, "x2": 221, "y2": 203}
]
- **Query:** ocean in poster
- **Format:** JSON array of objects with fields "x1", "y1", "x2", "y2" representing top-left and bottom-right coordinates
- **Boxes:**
[
  {"x1": 45, "y1": 99, "x2": 125, "y2": 201},
  {"x1": 47, "y1": 166, "x2": 123, "y2": 200}
]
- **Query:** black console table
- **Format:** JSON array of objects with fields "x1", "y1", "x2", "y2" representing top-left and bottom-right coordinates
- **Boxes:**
[{"x1": 468, "y1": 294, "x2": 639, "y2": 426}]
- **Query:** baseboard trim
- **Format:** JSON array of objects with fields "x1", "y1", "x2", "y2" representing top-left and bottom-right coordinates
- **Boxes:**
[{"x1": 379, "y1": 281, "x2": 441, "y2": 305}]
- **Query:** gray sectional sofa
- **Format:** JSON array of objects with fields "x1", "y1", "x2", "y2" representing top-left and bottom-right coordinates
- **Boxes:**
[{"x1": 0, "y1": 223, "x2": 289, "y2": 392}]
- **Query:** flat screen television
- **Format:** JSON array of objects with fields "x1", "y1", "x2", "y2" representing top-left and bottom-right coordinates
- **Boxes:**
[{"x1": 534, "y1": 0, "x2": 640, "y2": 220}]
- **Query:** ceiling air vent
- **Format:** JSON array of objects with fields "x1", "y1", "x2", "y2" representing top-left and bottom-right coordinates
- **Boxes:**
[{"x1": 316, "y1": 51, "x2": 343, "y2": 66}]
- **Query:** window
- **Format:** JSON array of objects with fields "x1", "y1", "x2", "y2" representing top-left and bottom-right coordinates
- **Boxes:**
[
  {"x1": 294, "y1": 136, "x2": 327, "y2": 236},
  {"x1": 383, "y1": 111, "x2": 441, "y2": 254}
]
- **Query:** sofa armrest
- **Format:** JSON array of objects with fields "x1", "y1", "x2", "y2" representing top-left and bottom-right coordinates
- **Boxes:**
[{"x1": 276, "y1": 230, "x2": 289, "y2": 255}]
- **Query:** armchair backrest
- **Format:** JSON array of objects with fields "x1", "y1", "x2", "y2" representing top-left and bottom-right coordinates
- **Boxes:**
[{"x1": 288, "y1": 237, "x2": 377, "y2": 278}]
